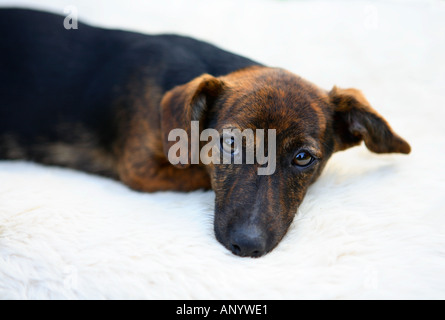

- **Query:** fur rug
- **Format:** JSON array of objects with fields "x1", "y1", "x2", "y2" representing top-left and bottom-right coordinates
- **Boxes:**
[{"x1": 1, "y1": 0, "x2": 444, "y2": 299}]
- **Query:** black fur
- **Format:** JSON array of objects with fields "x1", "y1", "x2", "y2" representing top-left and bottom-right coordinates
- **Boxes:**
[{"x1": 0, "y1": 8, "x2": 259, "y2": 166}]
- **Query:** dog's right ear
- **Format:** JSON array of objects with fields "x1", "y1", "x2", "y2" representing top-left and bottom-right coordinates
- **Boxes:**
[
  {"x1": 160, "y1": 74, "x2": 226, "y2": 168},
  {"x1": 329, "y1": 86, "x2": 411, "y2": 155}
]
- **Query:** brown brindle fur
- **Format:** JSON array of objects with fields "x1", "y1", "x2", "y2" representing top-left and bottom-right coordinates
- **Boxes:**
[{"x1": 114, "y1": 66, "x2": 410, "y2": 257}]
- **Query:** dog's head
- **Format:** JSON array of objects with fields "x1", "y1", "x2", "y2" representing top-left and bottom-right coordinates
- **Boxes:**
[{"x1": 161, "y1": 66, "x2": 411, "y2": 257}]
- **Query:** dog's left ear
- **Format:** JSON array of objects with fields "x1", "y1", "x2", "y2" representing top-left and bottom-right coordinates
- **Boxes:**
[
  {"x1": 329, "y1": 86, "x2": 411, "y2": 154},
  {"x1": 160, "y1": 74, "x2": 226, "y2": 167}
]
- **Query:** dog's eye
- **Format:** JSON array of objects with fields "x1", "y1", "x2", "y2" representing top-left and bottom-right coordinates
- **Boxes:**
[
  {"x1": 220, "y1": 136, "x2": 240, "y2": 156},
  {"x1": 293, "y1": 151, "x2": 314, "y2": 167}
]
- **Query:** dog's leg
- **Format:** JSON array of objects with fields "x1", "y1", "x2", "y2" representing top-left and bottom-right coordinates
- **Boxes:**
[
  {"x1": 119, "y1": 159, "x2": 211, "y2": 192},
  {"x1": 116, "y1": 130, "x2": 211, "y2": 192}
]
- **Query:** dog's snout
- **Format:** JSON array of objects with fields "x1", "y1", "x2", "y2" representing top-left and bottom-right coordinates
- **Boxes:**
[{"x1": 229, "y1": 225, "x2": 267, "y2": 258}]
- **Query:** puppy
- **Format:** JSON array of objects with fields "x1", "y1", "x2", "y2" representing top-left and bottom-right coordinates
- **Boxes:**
[{"x1": 0, "y1": 9, "x2": 410, "y2": 257}]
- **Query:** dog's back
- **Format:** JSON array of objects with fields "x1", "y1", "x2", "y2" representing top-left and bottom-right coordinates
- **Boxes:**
[
  {"x1": 0, "y1": 9, "x2": 126, "y2": 162},
  {"x1": 0, "y1": 8, "x2": 258, "y2": 175}
]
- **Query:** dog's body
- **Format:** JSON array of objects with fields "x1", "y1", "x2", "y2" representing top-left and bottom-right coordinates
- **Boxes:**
[
  {"x1": 0, "y1": 9, "x2": 411, "y2": 257},
  {"x1": 0, "y1": 9, "x2": 258, "y2": 185}
]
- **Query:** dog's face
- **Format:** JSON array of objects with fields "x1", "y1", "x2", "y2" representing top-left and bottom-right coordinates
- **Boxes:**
[{"x1": 161, "y1": 66, "x2": 411, "y2": 257}]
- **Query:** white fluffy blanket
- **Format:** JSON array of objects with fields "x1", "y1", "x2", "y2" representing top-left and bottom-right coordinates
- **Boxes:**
[{"x1": 1, "y1": 0, "x2": 444, "y2": 299}]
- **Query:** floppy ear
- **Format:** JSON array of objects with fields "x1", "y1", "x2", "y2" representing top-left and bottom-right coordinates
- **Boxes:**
[
  {"x1": 160, "y1": 74, "x2": 226, "y2": 167},
  {"x1": 329, "y1": 86, "x2": 411, "y2": 154}
]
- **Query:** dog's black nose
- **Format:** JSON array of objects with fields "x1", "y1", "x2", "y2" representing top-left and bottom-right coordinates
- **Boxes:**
[{"x1": 230, "y1": 225, "x2": 267, "y2": 258}]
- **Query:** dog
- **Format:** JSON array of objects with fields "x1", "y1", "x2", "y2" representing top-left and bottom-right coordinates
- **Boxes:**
[{"x1": 0, "y1": 8, "x2": 411, "y2": 257}]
